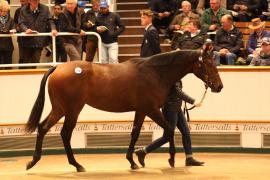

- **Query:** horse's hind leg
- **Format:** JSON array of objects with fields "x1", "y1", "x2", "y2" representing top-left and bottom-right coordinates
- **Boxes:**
[
  {"x1": 61, "y1": 113, "x2": 85, "y2": 172},
  {"x1": 26, "y1": 110, "x2": 63, "y2": 170},
  {"x1": 126, "y1": 112, "x2": 145, "y2": 170}
]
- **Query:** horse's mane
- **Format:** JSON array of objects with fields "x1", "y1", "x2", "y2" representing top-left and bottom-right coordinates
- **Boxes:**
[{"x1": 139, "y1": 50, "x2": 200, "y2": 67}]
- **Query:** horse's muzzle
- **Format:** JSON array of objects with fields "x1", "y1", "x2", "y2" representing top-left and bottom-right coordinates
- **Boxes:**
[{"x1": 212, "y1": 84, "x2": 223, "y2": 93}]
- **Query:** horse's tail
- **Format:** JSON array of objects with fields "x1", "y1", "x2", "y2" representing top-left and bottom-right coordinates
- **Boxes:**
[{"x1": 25, "y1": 66, "x2": 57, "y2": 133}]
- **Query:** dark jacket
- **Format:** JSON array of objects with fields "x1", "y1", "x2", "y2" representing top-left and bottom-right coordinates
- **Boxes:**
[
  {"x1": 82, "y1": 9, "x2": 99, "y2": 41},
  {"x1": 96, "y1": 12, "x2": 125, "y2": 44},
  {"x1": 164, "y1": 80, "x2": 195, "y2": 111},
  {"x1": 0, "y1": 14, "x2": 14, "y2": 50},
  {"x1": 227, "y1": 0, "x2": 262, "y2": 18},
  {"x1": 151, "y1": 0, "x2": 177, "y2": 17},
  {"x1": 172, "y1": 30, "x2": 208, "y2": 50},
  {"x1": 214, "y1": 26, "x2": 243, "y2": 54},
  {"x1": 247, "y1": 30, "x2": 270, "y2": 54},
  {"x1": 58, "y1": 7, "x2": 82, "y2": 45},
  {"x1": 140, "y1": 24, "x2": 161, "y2": 57},
  {"x1": 18, "y1": 3, "x2": 55, "y2": 47}
]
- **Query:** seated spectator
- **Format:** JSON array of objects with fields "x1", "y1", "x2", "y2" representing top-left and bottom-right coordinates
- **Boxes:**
[
  {"x1": 213, "y1": 14, "x2": 243, "y2": 65},
  {"x1": 200, "y1": 0, "x2": 230, "y2": 33},
  {"x1": 58, "y1": 0, "x2": 86, "y2": 61},
  {"x1": 0, "y1": 0, "x2": 15, "y2": 67},
  {"x1": 246, "y1": 18, "x2": 270, "y2": 64},
  {"x1": 95, "y1": 0, "x2": 125, "y2": 64},
  {"x1": 151, "y1": 0, "x2": 177, "y2": 33},
  {"x1": 18, "y1": 0, "x2": 57, "y2": 68},
  {"x1": 82, "y1": 0, "x2": 99, "y2": 61},
  {"x1": 227, "y1": 0, "x2": 261, "y2": 22},
  {"x1": 169, "y1": 1, "x2": 199, "y2": 34},
  {"x1": 196, "y1": 0, "x2": 227, "y2": 15},
  {"x1": 250, "y1": 37, "x2": 270, "y2": 66},
  {"x1": 177, "y1": 0, "x2": 199, "y2": 12},
  {"x1": 260, "y1": 0, "x2": 270, "y2": 21},
  {"x1": 171, "y1": 20, "x2": 208, "y2": 50}
]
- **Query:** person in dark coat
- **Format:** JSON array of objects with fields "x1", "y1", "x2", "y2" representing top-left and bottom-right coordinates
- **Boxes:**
[
  {"x1": 140, "y1": 10, "x2": 161, "y2": 58},
  {"x1": 171, "y1": 19, "x2": 208, "y2": 50},
  {"x1": 151, "y1": 0, "x2": 177, "y2": 31},
  {"x1": 58, "y1": 0, "x2": 86, "y2": 61},
  {"x1": 0, "y1": 1, "x2": 15, "y2": 67},
  {"x1": 135, "y1": 80, "x2": 204, "y2": 167},
  {"x1": 82, "y1": 0, "x2": 100, "y2": 61},
  {"x1": 51, "y1": 4, "x2": 67, "y2": 62},
  {"x1": 227, "y1": 0, "x2": 261, "y2": 22},
  {"x1": 18, "y1": 0, "x2": 57, "y2": 68},
  {"x1": 213, "y1": 14, "x2": 243, "y2": 65}
]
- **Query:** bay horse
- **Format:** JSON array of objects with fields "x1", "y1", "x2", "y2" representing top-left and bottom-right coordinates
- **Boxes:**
[{"x1": 25, "y1": 44, "x2": 223, "y2": 172}]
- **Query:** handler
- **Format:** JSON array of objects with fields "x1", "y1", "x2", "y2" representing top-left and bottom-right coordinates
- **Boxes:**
[{"x1": 135, "y1": 80, "x2": 205, "y2": 167}]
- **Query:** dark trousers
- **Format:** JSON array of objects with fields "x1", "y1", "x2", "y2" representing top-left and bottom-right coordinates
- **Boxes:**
[
  {"x1": 85, "y1": 38, "x2": 98, "y2": 62},
  {"x1": 56, "y1": 43, "x2": 67, "y2": 62},
  {"x1": 145, "y1": 107, "x2": 192, "y2": 155},
  {"x1": 19, "y1": 47, "x2": 43, "y2": 69},
  {"x1": 0, "y1": 50, "x2": 13, "y2": 69},
  {"x1": 0, "y1": 50, "x2": 13, "y2": 64}
]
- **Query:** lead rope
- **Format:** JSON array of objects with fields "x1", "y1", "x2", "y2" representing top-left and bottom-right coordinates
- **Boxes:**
[{"x1": 184, "y1": 86, "x2": 208, "y2": 122}]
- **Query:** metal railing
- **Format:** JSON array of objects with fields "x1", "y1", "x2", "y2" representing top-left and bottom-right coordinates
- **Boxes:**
[{"x1": 0, "y1": 32, "x2": 102, "y2": 68}]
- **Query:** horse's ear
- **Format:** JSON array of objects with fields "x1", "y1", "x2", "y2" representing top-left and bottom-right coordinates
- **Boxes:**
[{"x1": 202, "y1": 39, "x2": 213, "y2": 52}]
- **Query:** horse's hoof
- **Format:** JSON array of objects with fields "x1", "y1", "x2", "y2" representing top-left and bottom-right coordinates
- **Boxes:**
[
  {"x1": 168, "y1": 158, "x2": 175, "y2": 168},
  {"x1": 130, "y1": 163, "x2": 140, "y2": 170},
  {"x1": 76, "y1": 166, "x2": 86, "y2": 172},
  {"x1": 26, "y1": 161, "x2": 35, "y2": 170}
]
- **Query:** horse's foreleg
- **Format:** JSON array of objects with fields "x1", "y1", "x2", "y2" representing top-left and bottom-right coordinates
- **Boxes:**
[
  {"x1": 147, "y1": 109, "x2": 176, "y2": 167},
  {"x1": 127, "y1": 112, "x2": 145, "y2": 170},
  {"x1": 26, "y1": 110, "x2": 63, "y2": 170},
  {"x1": 61, "y1": 114, "x2": 85, "y2": 172}
]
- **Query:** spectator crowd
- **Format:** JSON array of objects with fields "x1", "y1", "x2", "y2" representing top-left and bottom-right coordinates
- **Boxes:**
[{"x1": 0, "y1": 0, "x2": 270, "y2": 67}]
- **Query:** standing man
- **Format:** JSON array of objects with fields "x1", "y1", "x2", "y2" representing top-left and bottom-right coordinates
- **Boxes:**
[
  {"x1": 14, "y1": 0, "x2": 28, "y2": 65},
  {"x1": 140, "y1": 10, "x2": 161, "y2": 58},
  {"x1": 58, "y1": 0, "x2": 86, "y2": 61},
  {"x1": 135, "y1": 80, "x2": 204, "y2": 167},
  {"x1": 52, "y1": 4, "x2": 67, "y2": 62},
  {"x1": 82, "y1": 0, "x2": 100, "y2": 61},
  {"x1": 18, "y1": 0, "x2": 57, "y2": 67},
  {"x1": 96, "y1": 1, "x2": 125, "y2": 64}
]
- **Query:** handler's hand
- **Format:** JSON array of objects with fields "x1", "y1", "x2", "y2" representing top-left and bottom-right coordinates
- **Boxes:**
[{"x1": 193, "y1": 100, "x2": 202, "y2": 107}]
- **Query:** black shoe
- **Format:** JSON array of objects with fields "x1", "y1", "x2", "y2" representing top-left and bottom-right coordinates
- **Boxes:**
[
  {"x1": 185, "y1": 157, "x2": 204, "y2": 166},
  {"x1": 135, "y1": 149, "x2": 146, "y2": 167}
]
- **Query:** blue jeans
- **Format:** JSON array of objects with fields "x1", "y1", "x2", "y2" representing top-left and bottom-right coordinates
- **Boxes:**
[
  {"x1": 214, "y1": 51, "x2": 236, "y2": 65},
  {"x1": 145, "y1": 107, "x2": 192, "y2": 155}
]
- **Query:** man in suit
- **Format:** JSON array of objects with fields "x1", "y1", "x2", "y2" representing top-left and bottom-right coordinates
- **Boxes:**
[{"x1": 140, "y1": 10, "x2": 161, "y2": 58}]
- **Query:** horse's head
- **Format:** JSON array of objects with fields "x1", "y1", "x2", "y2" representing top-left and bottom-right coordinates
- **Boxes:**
[{"x1": 193, "y1": 40, "x2": 223, "y2": 92}]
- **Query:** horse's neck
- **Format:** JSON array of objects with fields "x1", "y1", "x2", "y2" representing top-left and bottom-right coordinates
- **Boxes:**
[{"x1": 151, "y1": 50, "x2": 199, "y2": 87}]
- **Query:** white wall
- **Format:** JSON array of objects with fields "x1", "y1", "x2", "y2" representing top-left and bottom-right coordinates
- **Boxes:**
[{"x1": 0, "y1": 67, "x2": 270, "y2": 125}]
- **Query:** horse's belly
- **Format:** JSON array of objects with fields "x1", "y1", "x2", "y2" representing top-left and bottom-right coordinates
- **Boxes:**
[{"x1": 86, "y1": 97, "x2": 135, "y2": 113}]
